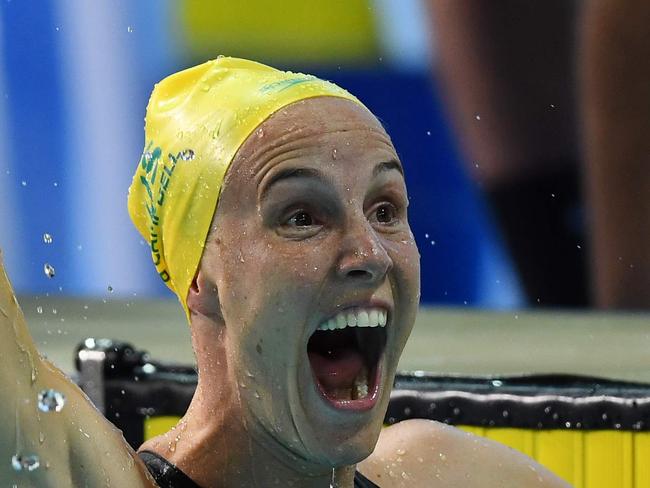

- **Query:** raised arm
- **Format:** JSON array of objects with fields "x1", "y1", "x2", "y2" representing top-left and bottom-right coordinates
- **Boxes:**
[{"x1": 0, "y1": 251, "x2": 156, "y2": 487}]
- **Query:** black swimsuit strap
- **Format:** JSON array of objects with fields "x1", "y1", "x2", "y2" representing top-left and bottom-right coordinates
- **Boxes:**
[
  {"x1": 139, "y1": 450, "x2": 201, "y2": 488},
  {"x1": 139, "y1": 450, "x2": 381, "y2": 488},
  {"x1": 354, "y1": 470, "x2": 381, "y2": 487}
]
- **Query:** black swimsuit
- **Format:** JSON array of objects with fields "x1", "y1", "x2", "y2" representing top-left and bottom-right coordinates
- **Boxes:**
[{"x1": 139, "y1": 451, "x2": 380, "y2": 488}]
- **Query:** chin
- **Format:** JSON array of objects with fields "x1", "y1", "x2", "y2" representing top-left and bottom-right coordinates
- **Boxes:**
[{"x1": 301, "y1": 409, "x2": 386, "y2": 467}]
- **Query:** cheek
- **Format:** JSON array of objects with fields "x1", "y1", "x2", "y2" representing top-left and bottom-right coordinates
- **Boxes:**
[
  {"x1": 258, "y1": 240, "x2": 330, "y2": 286},
  {"x1": 388, "y1": 236, "x2": 420, "y2": 281}
]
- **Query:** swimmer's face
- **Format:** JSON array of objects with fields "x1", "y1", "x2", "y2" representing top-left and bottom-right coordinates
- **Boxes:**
[{"x1": 198, "y1": 97, "x2": 420, "y2": 467}]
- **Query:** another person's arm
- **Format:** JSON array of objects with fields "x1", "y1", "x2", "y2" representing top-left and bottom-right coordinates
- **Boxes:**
[
  {"x1": 359, "y1": 419, "x2": 570, "y2": 487},
  {"x1": 0, "y1": 252, "x2": 155, "y2": 487},
  {"x1": 579, "y1": 0, "x2": 650, "y2": 309}
]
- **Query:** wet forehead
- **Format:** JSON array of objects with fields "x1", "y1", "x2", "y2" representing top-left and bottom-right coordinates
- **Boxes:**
[{"x1": 230, "y1": 97, "x2": 394, "y2": 179}]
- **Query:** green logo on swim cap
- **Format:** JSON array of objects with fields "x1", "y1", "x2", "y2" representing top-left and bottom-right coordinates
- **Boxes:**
[
  {"x1": 140, "y1": 144, "x2": 162, "y2": 173},
  {"x1": 260, "y1": 76, "x2": 315, "y2": 93}
]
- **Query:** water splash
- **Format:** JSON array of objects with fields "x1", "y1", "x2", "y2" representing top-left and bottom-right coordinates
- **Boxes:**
[
  {"x1": 11, "y1": 453, "x2": 40, "y2": 472},
  {"x1": 42, "y1": 233, "x2": 53, "y2": 244},
  {"x1": 37, "y1": 389, "x2": 66, "y2": 413},
  {"x1": 43, "y1": 263, "x2": 55, "y2": 279}
]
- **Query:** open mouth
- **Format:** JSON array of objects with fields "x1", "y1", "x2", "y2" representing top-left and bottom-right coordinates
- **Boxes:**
[{"x1": 307, "y1": 307, "x2": 388, "y2": 410}]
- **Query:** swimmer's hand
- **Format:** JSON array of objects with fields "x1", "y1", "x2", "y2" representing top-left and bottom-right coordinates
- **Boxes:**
[
  {"x1": 0, "y1": 252, "x2": 157, "y2": 487},
  {"x1": 358, "y1": 419, "x2": 572, "y2": 487}
]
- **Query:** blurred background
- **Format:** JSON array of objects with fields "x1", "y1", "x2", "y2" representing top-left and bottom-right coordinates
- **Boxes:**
[
  {"x1": 0, "y1": 0, "x2": 521, "y2": 308},
  {"x1": 0, "y1": 0, "x2": 647, "y2": 313}
]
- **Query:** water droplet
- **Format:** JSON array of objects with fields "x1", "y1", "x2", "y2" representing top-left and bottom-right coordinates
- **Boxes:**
[
  {"x1": 439, "y1": 453, "x2": 447, "y2": 461},
  {"x1": 11, "y1": 454, "x2": 40, "y2": 472},
  {"x1": 331, "y1": 148, "x2": 338, "y2": 160},
  {"x1": 200, "y1": 82, "x2": 211, "y2": 92},
  {"x1": 21, "y1": 180, "x2": 27, "y2": 187},
  {"x1": 576, "y1": 244, "x2": 582, "y2": 249},
  {"x1": 475, "y1": 114, "x2": 481, "y2": 120},
  {"x1": 36, "y1": 306, "x2": 43, "y2": 314},
  {"x1": 396, "y1": 448, "x2": 406, "y2": 456},
  {"x1": 127, "y1": 26, "x2": 133, "y2": 33},
  {"x1": 43, "y1": 233, "x2": 53, "y2": 244},
  {"x1": 179, "y1": 149, "x2": 195, "y2": 161},
  {"x1": 43, "y1": 263, "x2": 55, "y2": 278},
  {"x1": 424, "y1": 233, "x2": 429, "y2": 238},
  {"x1": 38, "y1": 389, "x2": 66, "y2": 412},
  {"x1": 426, "y1": 131, "x2": 431, "y2": 136},
  {"x1": 107, "y1": 285, "x2": 113, "y2": 293}
]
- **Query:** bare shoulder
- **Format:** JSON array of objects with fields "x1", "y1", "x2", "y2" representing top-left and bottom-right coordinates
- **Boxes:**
[{"x1": 358, "y1": 419, "x2": 571, "y2": 488}]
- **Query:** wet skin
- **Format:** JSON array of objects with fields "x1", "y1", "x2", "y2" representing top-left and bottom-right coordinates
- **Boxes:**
[
  {"x1": 209, "y1": 96, "x2": 420, "y2": 460},
  {"x1": 0, "y1": 94, "x2": 571, "y2": 488},
  {"x1": 139, "y1": 96, "x2": 420, "y2": 487}
]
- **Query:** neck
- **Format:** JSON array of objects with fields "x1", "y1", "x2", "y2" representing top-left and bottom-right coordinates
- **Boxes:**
[{"x1": 142, "y1": 311, "x2": 356, "y2": 488}]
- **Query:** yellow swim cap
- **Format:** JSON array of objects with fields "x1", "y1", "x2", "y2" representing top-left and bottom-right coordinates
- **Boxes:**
[{"x1": 128, "y1": 57, "x2": 365, "y2": 321}]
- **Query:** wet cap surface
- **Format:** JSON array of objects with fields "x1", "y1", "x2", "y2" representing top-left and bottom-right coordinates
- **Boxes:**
[{"x1": 127, "y1": 57, "x2": 366, "y2": 320}]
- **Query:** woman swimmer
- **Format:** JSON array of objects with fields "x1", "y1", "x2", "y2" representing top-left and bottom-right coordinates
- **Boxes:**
[{"x1": 0, "y1": 58, "x2": 570, "y2": 487}]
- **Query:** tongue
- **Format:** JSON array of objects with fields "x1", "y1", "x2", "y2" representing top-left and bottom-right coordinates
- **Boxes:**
[{"x1": 308, "y1": 347, "x2": 364, "y2": 391}]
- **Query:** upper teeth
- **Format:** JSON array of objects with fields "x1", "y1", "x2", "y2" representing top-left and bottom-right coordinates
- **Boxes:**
[{"x1": 317, "y1": 307, "x2": 387, "y2": 331}]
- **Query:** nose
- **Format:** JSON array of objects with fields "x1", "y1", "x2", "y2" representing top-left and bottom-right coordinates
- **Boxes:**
[{"x1": 336, "y1": 220, "x2": 393, "y2": 284}]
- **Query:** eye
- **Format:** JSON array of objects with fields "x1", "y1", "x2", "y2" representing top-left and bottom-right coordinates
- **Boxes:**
[
  {"x1": 373, "y1": 203, "x2": 398, "y2": 224},
  {"x1": 287, "y1": 210, "x2": 314, "y2": 227}
]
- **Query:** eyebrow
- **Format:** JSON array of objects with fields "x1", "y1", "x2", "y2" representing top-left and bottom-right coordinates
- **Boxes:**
[{"x1": 259, "y1": 159, "x2": 404, "y2": 202}]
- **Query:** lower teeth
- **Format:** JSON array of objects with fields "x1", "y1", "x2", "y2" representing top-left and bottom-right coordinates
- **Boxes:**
[{"x1": 353, "y1": 366, "x2": 369, "y2": 400}]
